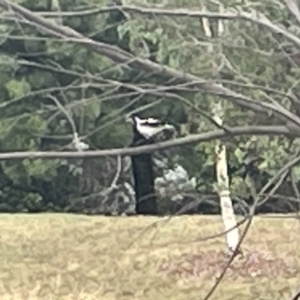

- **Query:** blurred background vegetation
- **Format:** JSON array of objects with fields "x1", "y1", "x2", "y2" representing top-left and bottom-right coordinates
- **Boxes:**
[{"x1": 0, "y1": 0, "x2": 299, "y2": 214}]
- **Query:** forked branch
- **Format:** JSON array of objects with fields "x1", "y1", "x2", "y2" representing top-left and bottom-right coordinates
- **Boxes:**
[{"x1": 1, "y1": 0, "x2": 300, "y2": 126}]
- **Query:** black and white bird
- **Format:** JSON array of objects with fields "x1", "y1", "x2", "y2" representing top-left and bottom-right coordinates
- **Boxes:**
[{"x1": 128, "y1": 115, "x2": 175, "y2": 215}]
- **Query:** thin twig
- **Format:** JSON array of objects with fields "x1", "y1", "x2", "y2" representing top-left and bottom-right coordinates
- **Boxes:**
[
  {"x1": 110, "y1": 155, "x2": 122, "y2": 187},
  {"x1": 46, "y1": 94, "x2": 86, "y2": 151}
]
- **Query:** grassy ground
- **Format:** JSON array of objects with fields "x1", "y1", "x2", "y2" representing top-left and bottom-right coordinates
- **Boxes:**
[{"x1": 0, "y1": 214, "x2": 298, "y2": 300}]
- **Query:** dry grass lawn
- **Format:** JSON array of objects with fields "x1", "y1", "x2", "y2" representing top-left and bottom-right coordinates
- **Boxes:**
[{"x1": 0, "y1": 213, "x2": 298, "y2": 300}]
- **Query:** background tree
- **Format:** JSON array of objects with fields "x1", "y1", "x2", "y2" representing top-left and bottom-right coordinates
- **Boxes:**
[{"x1": 0, "y1": 0, "x2": 299, "y2": 216}]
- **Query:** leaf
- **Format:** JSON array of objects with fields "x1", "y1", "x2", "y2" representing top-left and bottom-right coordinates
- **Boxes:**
[
  {"x1": 258, "y1": 161, "x2": 268, "y2": 171},
  {"x1": 86, "y1": 98, "x2": 101, "y2": 119},
  {"x1": 4, "y1": 162, "x2": 28, "y2": 186},
  {"x1": 155, "y1": 27, "x2": 163, "y2": 36},
  {"x1": 27, "y1": 70, "x2": 56, "y2": 90},
  {"x1": 23, "y1": 159, "x2": 60, "y2": 180},
  {"x1": 117, "y1": 23, "x2": 131, "y2": 40},
  {"x1": 234, "y1": 148, "x2": 245, "y2": 163},
  {"x1": 5, "y1": 79, "x2": 31, "y2": 99},
  {"x1": 292, "y1": 166, "x2": 300, "y2": 183}
]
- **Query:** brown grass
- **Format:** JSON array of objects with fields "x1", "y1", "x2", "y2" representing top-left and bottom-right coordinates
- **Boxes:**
[{"x1": 0, "y1": 214, "x2": 298, "y2": 300}]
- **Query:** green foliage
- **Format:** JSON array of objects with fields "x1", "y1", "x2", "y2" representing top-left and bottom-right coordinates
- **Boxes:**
[
  {"x1": 85, "y1": 98, "x2": 102, "y2": 120},
  {"x1": 27, "y1": 70, "x2": 56, "y2": 90},
  {"x1": 0, "y1": 0, "x2": 298, "y2": 214},
  {"x1": 5, "y1": 79, "x2": 31, "y2": 99},
  {"x1": 23, "y1": 159, "x2": 60, "y2": 179}
]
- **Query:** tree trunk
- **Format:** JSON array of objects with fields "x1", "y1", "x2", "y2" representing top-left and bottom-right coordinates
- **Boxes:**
[
  {"x1": 201, "y1": 4, "x2": 241, "y2": 254},
  {"x1": 213, "y1": 104, "x2": 240, "y2": 253}
]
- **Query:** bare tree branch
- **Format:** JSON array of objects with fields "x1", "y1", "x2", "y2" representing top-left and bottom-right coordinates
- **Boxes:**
[
  {"x1": 284, "y1": 0, "x2": 300, "y2": 25},
  {"x1": 1, "y1": 0, "x2": 300, "y2": 126},
  {"x1": 291, "y1": 287, "x2": 300, "y2": 300},
  {"x1": 0, "y1": 125, "x2": 293, "y2": 161},
  {"x1": 110, "y1": 155, "x2": 122, "y2": 188},
  {"x1": 32, "y1": 4, "x2": 300, "y2": 52}
]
